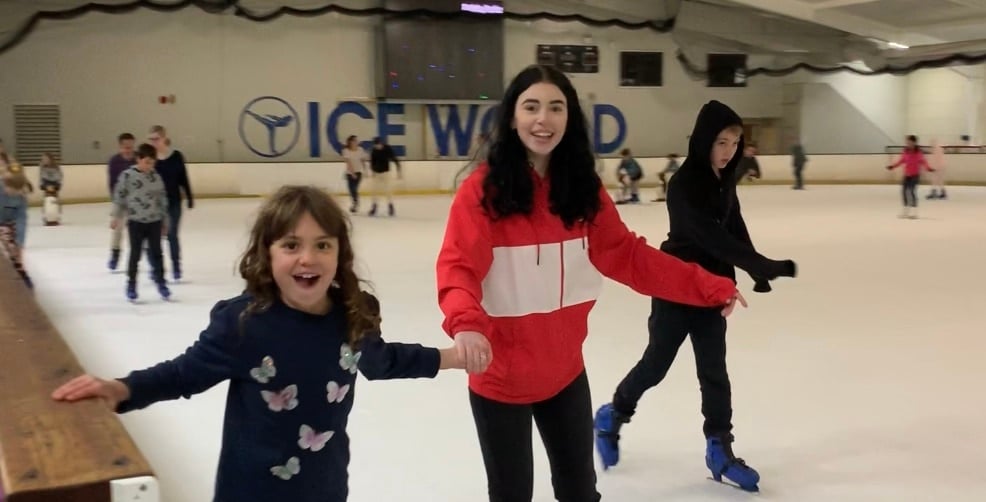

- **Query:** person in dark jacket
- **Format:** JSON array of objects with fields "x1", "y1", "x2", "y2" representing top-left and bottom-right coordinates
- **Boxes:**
[
  {"x1": 594, "y1": 100, "x2": 797, "y2": 492},
  {"x1": 107, "y1": 132, "x2": 136, "y2": 271},
  {"x1": 734, "y1": 144, "x2": 761, "y2": 184},
  {"x1": 791, "y1": 141, "x2": 807, "y2": 189},
  {"x1": 368, "y1": 137, "x2": 401, "y2": 217},
  {"x1": 148, "y1": 125, "x2": 193, "y2": 282}
]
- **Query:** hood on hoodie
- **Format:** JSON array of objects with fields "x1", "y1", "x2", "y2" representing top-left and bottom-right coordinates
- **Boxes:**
[{"x1": 680, "y1": 100, "x2": 745, "y2": 183}]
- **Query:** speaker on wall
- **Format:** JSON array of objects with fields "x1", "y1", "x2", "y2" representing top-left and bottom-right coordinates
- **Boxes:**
[
  {"x1": 707, "y1": 53, "x2": 747, "y2": 87},
  {"x1": 619, "y1": 51, "x2": 663, "y2": 87}
]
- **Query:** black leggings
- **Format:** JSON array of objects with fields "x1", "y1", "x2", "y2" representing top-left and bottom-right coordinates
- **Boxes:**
[
  {"x1": 346, "y1": 172, "x2": 362, "y2": 207},
  {"x1": 613, "y1": 297, "x2": 732, "y2": 438},
  {"x1": 470, "y1": 371, "x2": 600, "y2": 502},
  {"x1": 127, "y1": 220, "x2": 165, "y2": 284},
  {"x1": 902, "y1": 175, "x2": 919, "y2": 207}
]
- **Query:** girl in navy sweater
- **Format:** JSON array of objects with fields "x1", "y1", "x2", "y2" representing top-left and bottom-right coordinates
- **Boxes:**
[{"x1": 52, "y1": 185, "x2": 464, "y2": 502}]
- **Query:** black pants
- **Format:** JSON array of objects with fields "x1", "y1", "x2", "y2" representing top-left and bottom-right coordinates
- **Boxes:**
[
  {"x1": 346, "y1": 172, "x2": 362, "y2": 207},
  {"x1": 902, "y1": 175, "x2": 919, "y2": 207},
  {"x1": 793, "y1": 164, "x2": 805, "y2": 188},
  {"x1": 41, "y1": 182, "x2": 61, "y2": 194},
  {"x1": 166, "y1": 203, "x2": 182, "y2": 272},
  {"x1": 470, "y1": 371, "x2": 600, "y2": 502},
  {"x1": 127, "y1": 220, "x2": 165, "y2": 284},
  {"x1": 613, "y1": 298, "x2": 732, "y2": 438}
]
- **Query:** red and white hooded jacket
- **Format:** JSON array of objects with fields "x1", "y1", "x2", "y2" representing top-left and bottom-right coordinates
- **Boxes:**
[{"x1": 437, "y1": 164, "x2": 736, "y2": 404}]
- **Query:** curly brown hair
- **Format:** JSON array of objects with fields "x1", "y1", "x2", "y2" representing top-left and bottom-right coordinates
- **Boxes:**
[{"x1": 237, "y1": 185, "x2": 379, "y2": 347}]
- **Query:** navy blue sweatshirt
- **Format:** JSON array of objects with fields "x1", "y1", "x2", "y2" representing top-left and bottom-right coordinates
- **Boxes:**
[
  {"x1": 661, "y1": 100, "x2": 796, "y2": 292},
  {"x1": 154, "y1": 150, "x2": 193, "y2": 208},
  {"x1": 115, "y1": 292, "x2": 440, "y2": 502}
]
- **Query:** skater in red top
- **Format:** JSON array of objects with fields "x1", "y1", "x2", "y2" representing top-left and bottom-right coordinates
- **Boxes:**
[
  {"x1": 436, "y1": 64, "x2": 746, "y2": 502},
  {"x1": 887, "y1": 135, "x2": 934, "y2": 219}
]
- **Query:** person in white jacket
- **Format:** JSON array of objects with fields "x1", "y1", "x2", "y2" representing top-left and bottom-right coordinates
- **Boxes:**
[{"x1": 927, "y1": 139, "x2": 947, "y2": 199}]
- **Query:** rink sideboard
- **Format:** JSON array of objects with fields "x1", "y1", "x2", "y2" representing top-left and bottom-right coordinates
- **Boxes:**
[
  {"x1": 11, "y1": 154, "x2": 986, "y2": 206},
  {"x1": 0, "y1": 259, "x2": 155, "y2": 501}
]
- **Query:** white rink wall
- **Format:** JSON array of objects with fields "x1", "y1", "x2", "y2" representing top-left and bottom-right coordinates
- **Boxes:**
[{"x1": 15, "y1": 154, "x2": 986, "y2": 204}]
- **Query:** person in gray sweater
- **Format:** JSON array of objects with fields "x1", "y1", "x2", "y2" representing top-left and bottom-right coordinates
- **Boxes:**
[
  {"x1": 39, "y1": 152, "x2": 64, "y2": 194},
  {"x1": 111, "y1": 143, "x2": 170, "y2": 302}
]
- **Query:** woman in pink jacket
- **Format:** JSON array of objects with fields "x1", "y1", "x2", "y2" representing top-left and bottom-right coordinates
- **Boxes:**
[{"x1": 887, "y1": 135, "x2": 934, "y2": 219}]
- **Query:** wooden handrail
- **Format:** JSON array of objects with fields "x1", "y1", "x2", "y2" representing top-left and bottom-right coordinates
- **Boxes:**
[{"x1": 0, "y1": 257, "x2": 154, "y2": 501}]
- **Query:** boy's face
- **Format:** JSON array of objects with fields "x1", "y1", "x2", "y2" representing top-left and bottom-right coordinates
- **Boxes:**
[
  {"x1": 711, "y1": 128, "x2": 741, "y2": 170},
  {"x1": 136, "y1": 155, "x2": 156, "y2": 171},
  {"x1": 119, "y1": 139, "x2": 135, "y2": 158}
]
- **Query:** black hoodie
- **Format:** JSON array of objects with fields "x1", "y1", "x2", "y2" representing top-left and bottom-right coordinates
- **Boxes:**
[{"x1": 660, "y1": 100, "x2": 796, "y2": 291}]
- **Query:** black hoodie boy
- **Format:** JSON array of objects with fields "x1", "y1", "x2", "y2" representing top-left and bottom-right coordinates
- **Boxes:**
[{"x1": 660, "y1": 100, "x2": 796, "y2": 291}]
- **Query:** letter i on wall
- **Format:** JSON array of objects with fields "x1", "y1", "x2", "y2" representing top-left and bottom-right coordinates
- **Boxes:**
[{"x1": 308, "y1": 102, "x2": 321, "y2": 158}]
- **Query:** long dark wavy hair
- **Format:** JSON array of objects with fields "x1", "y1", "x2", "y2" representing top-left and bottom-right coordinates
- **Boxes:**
[
  {"x1": 237, "y1": 185, "x2": 378, "y2": 347},
  {"x1": 482, "y1": 64, "x2": 601, "y2": 228}
]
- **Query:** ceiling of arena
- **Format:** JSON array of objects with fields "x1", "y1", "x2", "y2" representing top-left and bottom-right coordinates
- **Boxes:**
[{"x1": 2, "y1": 0, "x2": 984, "y2": 74}]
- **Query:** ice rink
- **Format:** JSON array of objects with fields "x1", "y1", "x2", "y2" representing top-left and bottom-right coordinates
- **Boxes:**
[{"x1": 23, "y1": 184, "x2": 986, "y2": 501}]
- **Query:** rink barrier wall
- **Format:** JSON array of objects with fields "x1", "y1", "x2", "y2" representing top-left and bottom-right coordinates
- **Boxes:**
[
  {"x1": 15, "y1": 154, "x2": 986, "y2": 205},
  {"x1": 0, "y1": 259, "x2": 155, "y2": 501}
]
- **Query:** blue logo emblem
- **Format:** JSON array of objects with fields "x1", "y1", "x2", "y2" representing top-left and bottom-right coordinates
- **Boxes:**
[{"x1": 239, "y1": 96, "x2": 300, "y2": 158}]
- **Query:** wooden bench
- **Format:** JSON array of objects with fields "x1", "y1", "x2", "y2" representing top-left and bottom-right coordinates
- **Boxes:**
[{"x1": 0, "y1": 258, "x2": 155, "y2": 501}]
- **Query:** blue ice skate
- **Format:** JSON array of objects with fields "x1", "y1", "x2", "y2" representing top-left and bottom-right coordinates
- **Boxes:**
[
  {"x1": 108, "y1": 249, "x2": 120, "y2": 271},
  {"x1": 156, "y1": 281, "x2": 171, "y2": 301},
  {"x1": 594, "y1": 403, "x2": 630, "y2": 470},
  {"x1": 126, "y1": 282, "x2": 138, "y2": 303},
  {"x1": 706, "y1": 434, "x2": 760, "y2": 492}
]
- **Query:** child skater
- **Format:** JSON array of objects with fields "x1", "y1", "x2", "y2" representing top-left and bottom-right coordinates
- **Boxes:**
[
  {"x1": 887, "y1": 135, "x2": 934, "y2": 219},
  {"x1": 594, "y1": 100, "x2": 798, "y2": 493},
  {"x1": 39, "y1": 152, "x2": 64, "y2": 196},
  {"x1": 436, "y1": 65, "x2": 747, "y2": 502},
  {"x1": 53, "y1": 184, "x2": 465, "y2": 502},
  {"x1": 111, "y1": 143, "x2": 171, "y2": 302},
  {"x1": 653, "y1": 153, "x2": 680, "y2": 202},
  {"x1": 39, "y1": 152, "x2": 64, "y2": 225},
  {"x1": 614, "y1": 148, "x2": 643, "y2": 204}
]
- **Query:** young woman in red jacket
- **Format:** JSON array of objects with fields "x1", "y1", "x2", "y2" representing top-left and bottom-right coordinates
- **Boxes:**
[{"x1": 436, "y1": 64, "x2": 747, "y2": 502}]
